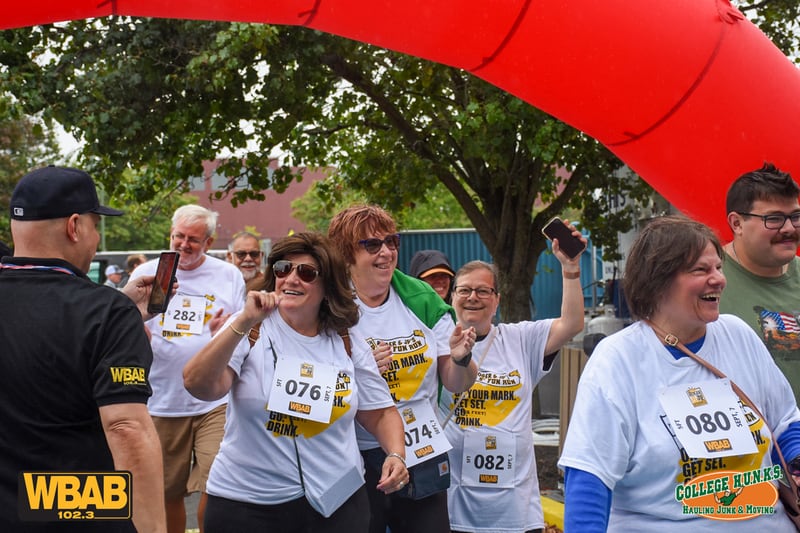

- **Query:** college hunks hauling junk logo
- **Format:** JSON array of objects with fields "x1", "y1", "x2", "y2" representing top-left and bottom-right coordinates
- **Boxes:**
[{"x1": 675, "y1": 467, "x2": 779, "y2": 520}]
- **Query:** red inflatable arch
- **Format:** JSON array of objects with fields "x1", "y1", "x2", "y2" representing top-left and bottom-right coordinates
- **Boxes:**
[{"x1": 5, "y1": 0, "x2": 800, "y2": 240}]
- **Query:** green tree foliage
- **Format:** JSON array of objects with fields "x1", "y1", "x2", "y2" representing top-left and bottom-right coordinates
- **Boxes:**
[
  {"x1": 2, "y1": 6, "x2": 791, "y2": 318},
  {"x1": 293, "y1": 178, "x2": 471, "y2": 234},
  {"x1": 0, "y1": 94, "x2": 60, "y2": 245},
  {"x1": 0, "y1": 19, "x2": 660, "y2": 320},
  {"x1": 738, "y1": 0, "x2": 800, "y2": 61},
  {"x1": 101, "y1": 182, "x2": 196, "y2": 251}
]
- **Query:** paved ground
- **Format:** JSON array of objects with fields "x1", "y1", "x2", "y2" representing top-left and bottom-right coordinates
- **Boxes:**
[
  {"x1": 185, "y1": 492, "x2": 199, "y2": 531},
  {"x1": 535, "y1": 444, "x2": 562, "y2": 492}
]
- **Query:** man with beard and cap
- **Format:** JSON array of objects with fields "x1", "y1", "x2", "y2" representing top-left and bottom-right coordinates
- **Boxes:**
[
  {"x1": 409, "y1": 249, "x2": 456, "y2": 304},
  {"x1": 226, "y1": 231, "x2": 266, "y2": 291},
  {"x1": 720, "y1": 162, "x2": 800, "y2": 403}
]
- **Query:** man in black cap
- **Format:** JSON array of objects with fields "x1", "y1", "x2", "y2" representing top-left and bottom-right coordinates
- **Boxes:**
[
  {"x1": 409, "y1": 249, "x2": 456, "y2": 304},
  {"x1": 0, "y1": 166, "x2": 166, "y2": 532}
]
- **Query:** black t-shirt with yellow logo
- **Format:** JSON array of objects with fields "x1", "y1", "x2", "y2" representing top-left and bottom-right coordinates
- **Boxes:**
[{"x1": 0, "y1": 257, "x2": 152, "y2": 531}]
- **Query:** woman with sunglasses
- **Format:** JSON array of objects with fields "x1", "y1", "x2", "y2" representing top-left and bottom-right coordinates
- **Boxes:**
[
  {"x1": 183, "y1": 232, "x2": 408, "y2": 533},
  {"x1": 327, "y1": 204, "x2": 477, "y2": 533}
]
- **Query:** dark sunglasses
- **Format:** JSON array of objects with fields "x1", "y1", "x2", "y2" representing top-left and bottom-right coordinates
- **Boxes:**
[
  {"x1": 233, "y1": 250, "x2": 262, "y2": 260},
  {"x1": 358, "y1": 234, "x2": 401, "y2": 254},
  {"x1": 272, "y1": 260, "x2": 320, "y2": 283}
]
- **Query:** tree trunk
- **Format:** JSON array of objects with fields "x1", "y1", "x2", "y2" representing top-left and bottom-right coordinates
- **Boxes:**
[{"x1": 481, "y1": 224, "x2": 547, "y2": 322}]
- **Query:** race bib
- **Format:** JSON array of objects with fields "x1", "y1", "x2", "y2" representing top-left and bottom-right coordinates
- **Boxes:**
[
  {"x1": 267, "y1": 355, "x2": 338, "y2": 423},
  {"x1": 162, "y1": 295, "x2": 205, "y2": 335},
  {"x1": 399, "y1": 399, "x2": 452, "y2": 468},
  {"x1": 659, "y1": 379, "x2": 757, "y2": 458},
  {"x1": 462, "y1": 431, "x2": 516, "y2": 488}
]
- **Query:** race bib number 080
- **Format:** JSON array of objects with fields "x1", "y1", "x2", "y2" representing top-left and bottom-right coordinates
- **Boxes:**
[{"x1": 659, "y1": 379, "x2": 757, "y2": 458}]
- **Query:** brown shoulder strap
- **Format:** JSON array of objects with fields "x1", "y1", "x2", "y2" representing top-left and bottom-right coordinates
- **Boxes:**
[
  {"x1": 248, "y1": 323, "x2": 262, "y2": 348},
  {"x1": 338, "y1": 329, "x2": 352, "y2": 357}
]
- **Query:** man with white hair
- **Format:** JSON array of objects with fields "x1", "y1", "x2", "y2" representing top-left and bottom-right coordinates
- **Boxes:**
[{"x1": 130, "y1": 204, "x2": 245, "y2": 533}]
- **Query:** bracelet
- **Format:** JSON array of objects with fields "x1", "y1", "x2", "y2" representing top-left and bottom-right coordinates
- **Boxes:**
[
  {"x1": 385, "y1": 452, "x2": 406, "y2": 466},
  {"x1": 453, "y1": 351, "x2": 472, "y2": 367},
  {"x1": 563, "y1": 270, "x2": 581, "y2": 279},
  {"x1": 229, "y1": 323, "x2": 247, "y2": 337}
]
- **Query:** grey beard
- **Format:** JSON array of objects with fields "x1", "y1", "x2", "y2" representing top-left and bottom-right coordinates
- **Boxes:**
[{"x1": 241, "y1": 267, "x2": 258, "y2": 281}]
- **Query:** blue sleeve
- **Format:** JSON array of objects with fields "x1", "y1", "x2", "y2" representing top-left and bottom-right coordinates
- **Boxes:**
[
  {"x1": 564, "y1": 466, "x2": 612, "y2": 532},
  {"x1": 773, "y1": 420, "x2": 800, "y2": 467}
]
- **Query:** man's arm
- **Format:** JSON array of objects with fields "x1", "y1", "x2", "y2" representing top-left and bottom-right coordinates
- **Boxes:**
[{"x1": 100, "y1": 402, "x2": 166, "y2": 533}]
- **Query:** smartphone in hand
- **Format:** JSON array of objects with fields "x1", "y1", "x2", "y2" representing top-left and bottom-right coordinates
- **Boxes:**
[
  {"x1": 147, "y1": 252, "x2": 179, "y2": 314},
  {"x1": 541, "y1": 217, "x2": 586, "y2": 259}
]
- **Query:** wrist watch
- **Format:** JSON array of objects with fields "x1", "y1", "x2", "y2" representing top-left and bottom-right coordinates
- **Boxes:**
[{"x1": 453, "y1": 351, "x2": 472, "y2": 367}]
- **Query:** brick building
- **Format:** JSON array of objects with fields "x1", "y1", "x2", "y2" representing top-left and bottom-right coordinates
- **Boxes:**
[{"x1": 188, "y1": 160, "x2": 327, "y2": 250}]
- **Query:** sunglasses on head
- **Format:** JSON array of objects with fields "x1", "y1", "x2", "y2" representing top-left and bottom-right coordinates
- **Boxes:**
[
  {"x1": 272, "y1": 260, "x2": 320, "y2": 283},
  {"x1": 358, "y1": 234, "x2": 401, "y2": 254},
  {"x1": 233, "y1": 250, "x2": 262, "y2": 260}
]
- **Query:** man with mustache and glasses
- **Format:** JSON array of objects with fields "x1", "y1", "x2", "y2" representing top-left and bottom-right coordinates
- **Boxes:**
[
  {"x1": 720, "y1": 163, "x2": 800, "y2": 403},
  {"x1": 226, "y1": 231, "x2": 266, "y2": 291}
]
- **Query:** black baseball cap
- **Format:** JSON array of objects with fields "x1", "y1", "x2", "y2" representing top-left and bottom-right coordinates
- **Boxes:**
[{"x1": 10, "y1": 165, "x2": 123, "y2": 220}]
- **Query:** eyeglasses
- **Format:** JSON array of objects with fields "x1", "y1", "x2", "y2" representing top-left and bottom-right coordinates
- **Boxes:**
[
  {"x1": 272, "y1": 260, "x2": 320, "y2": 283},
  {"x1": 358, "y1": 234, "x2": 401, "y2": 254},
  {"x1": 171, "y1": 232, "x2": 207, "y2": 246},
  {"x1": 453, "y1": 286, "x2": 497, "y2": 299},
  {"x1": 737, "y1": 211, "x2": 800, "y2": 230},
  {"x1": 233, "y1": 250, "x2": 262, "y2": 260}
]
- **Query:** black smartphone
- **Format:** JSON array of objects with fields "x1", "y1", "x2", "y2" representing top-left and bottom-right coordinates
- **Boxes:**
[
  {"x1": 147, "y1": 252, "x2": 179, "y2": 314},
  {"x1": 541, "y1": 217, "x2": 586, "y2": 259}
]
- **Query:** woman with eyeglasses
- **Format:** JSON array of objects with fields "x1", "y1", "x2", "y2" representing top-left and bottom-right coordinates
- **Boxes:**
[
  {"x1": 183, "y1": 232, "x2": 408, "y2": 533},
  {"x1": 559, "y1": 216, "x2": 800, "y2": 531},
  {"x1": 440, "y1": 225, "x2": 585, "y2": 533},
  {"x1": 327, "y1": 204, "x2": 477, "y2": 533}
]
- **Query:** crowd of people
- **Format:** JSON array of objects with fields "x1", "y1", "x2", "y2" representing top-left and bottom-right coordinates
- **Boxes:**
[{"x1": 3, "y1": 161, "x2": 800, "y2": 533}]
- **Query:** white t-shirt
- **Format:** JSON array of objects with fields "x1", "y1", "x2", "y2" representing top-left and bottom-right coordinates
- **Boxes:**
[
  {"x1": 559, "y1": 315, "x2": 800, "y2": 531},
  {"x1": 439, "y1": 320, "x2": 553, "y2": 533},
  {"x1": 206, "y1": 311, "x2": 394, "y2": 509},
  {"x1": 132, "y1": 255, "x2": 246, "y2": 416},
  {"x1": 351, "y1": 287, "x2": 453, "y2": 450}
]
